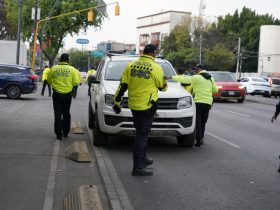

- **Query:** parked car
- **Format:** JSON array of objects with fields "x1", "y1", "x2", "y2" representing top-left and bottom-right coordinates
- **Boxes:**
[
  {"x1": 268, "y1": 77, "x2": 280, "y2": 98},
  {"x1": 88, "y1": 54, "x2": 196, "y2": 147},
  {"x1": 239, "y1": 77, "x2": 271, "y2": 97},
  {"x1": 208, "y1": 71, "x2": 246, "y2": 103},
  {"x1": 0, "y1": 63, "x2": 37, "y2": 99}
]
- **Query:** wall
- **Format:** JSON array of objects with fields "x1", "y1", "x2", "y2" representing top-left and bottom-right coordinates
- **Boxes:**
[
  {"x1": 258, "y1": 25, "x2": 280, "y2": 76},
  {"x1": 0, "y1": 40, "x2": 27, "y2": 65}
]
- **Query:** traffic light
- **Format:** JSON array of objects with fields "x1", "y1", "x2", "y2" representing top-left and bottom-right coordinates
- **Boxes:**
[
  {"x1": 87, "y1": 9, "x2": 94, "y2": 24},
  {"x1": 115, "y1": 3, "x2": 120, "y2": 16}
]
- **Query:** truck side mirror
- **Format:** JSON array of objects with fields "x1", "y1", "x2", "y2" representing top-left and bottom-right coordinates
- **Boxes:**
[{"x1": 88, "y1": 75, "x2": 100, "y2": 84}]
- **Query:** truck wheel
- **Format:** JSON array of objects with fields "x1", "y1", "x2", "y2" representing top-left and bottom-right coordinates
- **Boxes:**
[
  {"x1": 237, "y1": 96, "x2": 245, "y2": 103},
  {"x1": 93, "y1": 113, "x2": 107, "y2": 146},
  {"x1": 177, "y1": 130, "x2": 196, "y2": 147},
  {"x1": 6, "y1": 85, "x2": 21, "y2": 99},
  {"x1": 88, "y1": 102, "x2": 95, "y2": 129}
]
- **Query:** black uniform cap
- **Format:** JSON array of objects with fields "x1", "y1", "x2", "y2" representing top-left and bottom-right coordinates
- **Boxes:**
[
  {"x1": 195, "y1": 64, "x2": 207, "y2": 70},
  {"x1": 143, "y1": 44, "x2": 157, "y2": 54},
  {"x1": 60, "y1": 53, "x2": 69, "y2": 62}
]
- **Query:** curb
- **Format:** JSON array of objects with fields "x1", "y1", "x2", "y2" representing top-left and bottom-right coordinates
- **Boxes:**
[{"x1": 86, "y1": 126, "x2": 134, "y2": 210}]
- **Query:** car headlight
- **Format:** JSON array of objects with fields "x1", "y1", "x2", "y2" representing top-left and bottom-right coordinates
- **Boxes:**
[
  {"x1": 105, "y1": 94, "x2": 114, "y2": 106},
  {"x1": 238, "y1": 85, "x2": 245, "y2": 89},
  {"x1": 217, "y1": 85, "x2": 223, "y2": 89},
  {"x1": 177, "y1": 96, "x2": 192, "y2": 109}
]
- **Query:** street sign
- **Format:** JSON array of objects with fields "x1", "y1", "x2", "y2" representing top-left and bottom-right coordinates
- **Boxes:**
[
  {"x1": 91, "y1": 50, "x2": 105, "y2": 58},
  {"x1": 76, "y1": 39, "x2": 89, "y2": 45}
]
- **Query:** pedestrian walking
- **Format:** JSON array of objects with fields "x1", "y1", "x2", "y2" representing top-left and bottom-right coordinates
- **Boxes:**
[
  {"x1": 47, "y1": 53, "x2": 80, "y2": 140},
  {"x1": 72, "y1": 68, "x2": 82, "y2": 98},
  {"x1": 86, "y1": 67, "x2": 97, "y2": 96},
  {"x1": 270, "y1": 100, "x2": 280, "y2": 172},
  {"x1": 166, "y1": 64, "x2": 218, "y2": 147},
  {"x1": 41, "y1": 65, "x2": 51, "y2": 96},
  {"x1": 113, "y1": 44, "x2": 168, "y2": 176}
]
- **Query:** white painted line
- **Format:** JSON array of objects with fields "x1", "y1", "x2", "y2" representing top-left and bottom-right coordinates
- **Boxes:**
[
  {"x1": 43, "y1": 141, "x2": 60, "y2": 210},
  {"x1": 227, "y1": 110, "x2": 250, "y2": 117},
  {"x1": 206, "y1": 131, "x2": 241, "y2": 148}
]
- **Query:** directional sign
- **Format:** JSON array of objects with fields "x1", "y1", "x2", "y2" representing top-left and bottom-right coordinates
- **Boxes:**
[
  {"x1": 91, "y1": 50, "x2": 105, "y2": 58},
  {"x1": 76, "y1": 39, "x2": 89, "y2": 45}
]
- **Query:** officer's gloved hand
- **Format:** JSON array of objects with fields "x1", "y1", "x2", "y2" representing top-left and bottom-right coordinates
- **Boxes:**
[{"x1": 113, "y1": 104, "x2": 121, "y2": 114}]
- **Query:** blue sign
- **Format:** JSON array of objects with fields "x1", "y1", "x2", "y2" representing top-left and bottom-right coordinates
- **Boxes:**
[{"x1": 76, "y1": 38, "x2": 89, "y2": 45}]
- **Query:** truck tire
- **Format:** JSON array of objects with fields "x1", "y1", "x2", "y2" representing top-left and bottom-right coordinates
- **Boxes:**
[
  {"x1": 177, "y1": 130, "x2": 196, "y2": 147},
  {"x1": 93, "y1": 112, "x2": 108, "y2": 146},
  {"x1": 88, "y1": 102, "x2": 94, "y2": 129},
  {"x1": 6, "y1": 85, "x2": 21, "y2": 99}
]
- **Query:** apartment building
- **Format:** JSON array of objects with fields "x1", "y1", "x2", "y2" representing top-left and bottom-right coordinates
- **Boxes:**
[{"x1": 137, "y1": 10, "x2": 191, "y2": 54}]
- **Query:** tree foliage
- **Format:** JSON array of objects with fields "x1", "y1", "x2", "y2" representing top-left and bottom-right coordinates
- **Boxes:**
[
  {"x1": 161, "y1": 7, "x2": 280, "y2": 73},
  {"x1": 4, "y1": 0, "x2": 107, "y2": 66},
  {"x1": 0, "y1": 2, "x2": 16, "y2": 40}
]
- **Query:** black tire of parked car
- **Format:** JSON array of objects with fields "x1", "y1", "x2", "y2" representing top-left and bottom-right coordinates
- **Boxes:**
[
  {"x1": 177, "y1": 130, "x2": 196, "y2": 147},
  {"x1": 93, "y1": 110, "x2": 108, "y2": 146},
  {"x1": 88, "y1": 102, "x2": 95, "y2": 129},
  {"x1": 6, "y1": 84, "x2": 21, "y2": 99}
]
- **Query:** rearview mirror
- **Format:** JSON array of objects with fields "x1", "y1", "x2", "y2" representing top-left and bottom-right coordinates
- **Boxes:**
[{"x1": 88, "y1": 75, "x2": 100, "y2": 84}]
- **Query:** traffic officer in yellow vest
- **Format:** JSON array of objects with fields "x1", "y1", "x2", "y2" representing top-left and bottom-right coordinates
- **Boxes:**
[
  {"x1": 86, "y1": 67, "x2": 97, "y2": 96},
  {"x1": 166, "y1": 64, "x2": 218, "y2": 147},
  {"x1": 41, "y1": 65, "x2": 51, "y2": 96},
  {"x1": 47, "y1": 53, "x2": 80, "y2": 140},
  {"x1": 113, "y1": 44, "x2": 168, "y2": 176}
]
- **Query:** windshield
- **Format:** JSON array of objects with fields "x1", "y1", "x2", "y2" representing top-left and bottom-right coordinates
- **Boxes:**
[
  {"x1": 210, "y1": 72, "x2": 236, "y2": 82},
  {"x1": 252, "y1": 78, "x2": 267, "y2": 82},
  {"x1": 105, "y1": 60, "x2": 176, "y2": 81}
]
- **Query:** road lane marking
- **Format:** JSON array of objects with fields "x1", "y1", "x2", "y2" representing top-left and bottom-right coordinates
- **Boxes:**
[
  {"x1": 43, "y1": 141, "x2": 60, "y2": 210},
  {"x1": 206, "y1": 131, "x2": 241, "y2": 148},
  {"x1": 227, "y1": 110, "x2": 250, "y2": 117}
]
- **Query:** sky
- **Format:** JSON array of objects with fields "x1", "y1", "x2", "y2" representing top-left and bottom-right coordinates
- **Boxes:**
[{"x1": 63, "y1": 0, "x2": 280, "y2": 51}]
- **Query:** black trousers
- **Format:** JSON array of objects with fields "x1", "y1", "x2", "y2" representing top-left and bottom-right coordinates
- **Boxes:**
[
  {"x1": 131, "y1": 108, "x2": 155, "y2": 170},
  {"x1": 42, "y1": 80, "x2": 51, "y2": 96},
  {"x1": 195, "y1": 103, "x2": 211, "y2": 142},
  {"x1": 52, "y1": 91, "x2": 72, "y2": 137}
]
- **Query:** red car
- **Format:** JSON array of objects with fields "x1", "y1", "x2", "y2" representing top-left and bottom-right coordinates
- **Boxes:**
[{"x1": 208, "y1": 71, "x2": 246, "y2": 103}]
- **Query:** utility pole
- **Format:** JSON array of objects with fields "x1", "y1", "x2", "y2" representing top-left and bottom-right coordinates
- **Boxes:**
[
  {"x1": 198, "y1": 0, "x2": 206, "y2": 64},
  {"x1": 32, "y1": 0, "x2": 39, "y2": 69},
  {"x1": 236, "y1": 37, "x2": 241, "y2": 80},
  {"x1": 16, "y1": 0, "x2": 23, "y2": 64}
]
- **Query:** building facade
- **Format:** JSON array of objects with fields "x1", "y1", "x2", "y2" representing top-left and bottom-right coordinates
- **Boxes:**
[
  {"x1": 97, "y1": 41, "x2": 136, "y2": 53},
  {"x1": 136, "y1": 10, "x2": 191, "y2": 54},
  {"x1": 258, "y1": 25, "x2": 280, "y2": 76}
]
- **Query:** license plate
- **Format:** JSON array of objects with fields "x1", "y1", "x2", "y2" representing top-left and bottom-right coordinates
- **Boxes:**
[{"x1": 228, "y1": 91, "x2": 235, "y2": 95}]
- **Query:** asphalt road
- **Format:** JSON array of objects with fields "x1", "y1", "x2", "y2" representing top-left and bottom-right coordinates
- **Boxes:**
[
  {"x1": 1, "y1": 85, "x2": 280, "y2": 210},
  {"x1": 0, "y1": 84, "x2": 109, "y2": 210},
  {"x1": 101, "y1": 97, "x2": 280, "y2": 210}
]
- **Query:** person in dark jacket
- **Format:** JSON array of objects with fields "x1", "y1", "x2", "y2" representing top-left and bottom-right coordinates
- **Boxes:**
[
  {"x1": 271, "y1": 100, "x2": 280, "y2": 123},
  {"x1": 271, "y1": 100, "x2": 280, "y2": 172}
]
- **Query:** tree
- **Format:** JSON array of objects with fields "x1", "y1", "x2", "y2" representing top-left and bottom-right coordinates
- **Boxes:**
[
  {"x1": 68, "y1": 48, "x2": 88, "y2": 71},
  {"x1": 204, "y1": 43, "x2": 235, "y2": 71},
  {"x1": 0, "y1": 2, "x2": 16, "y2": 40},
  {"x1": 5, "y1": 0, "x2": 107, "y2": 66},
  {"x1": 217, "y1": 7, "x2": 280, "y2": 72}
]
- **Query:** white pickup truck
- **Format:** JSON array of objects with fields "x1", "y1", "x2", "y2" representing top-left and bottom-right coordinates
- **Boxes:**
[{"x1": 88, "y1": 54, "x2": 196, "y2": 147}]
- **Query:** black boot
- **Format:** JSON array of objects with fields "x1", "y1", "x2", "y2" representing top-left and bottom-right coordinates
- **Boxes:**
[
  {"x1": 132, "y1": 168, "x2": 153, "y2": 176},
  {"x1": 143, "y1": 158, "x2": 153, "y2": 168}
]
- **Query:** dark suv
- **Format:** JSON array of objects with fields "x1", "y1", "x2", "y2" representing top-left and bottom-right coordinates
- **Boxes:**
[{"x1": 0, "y1": 64, "x2": 38, "y2": 99}]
